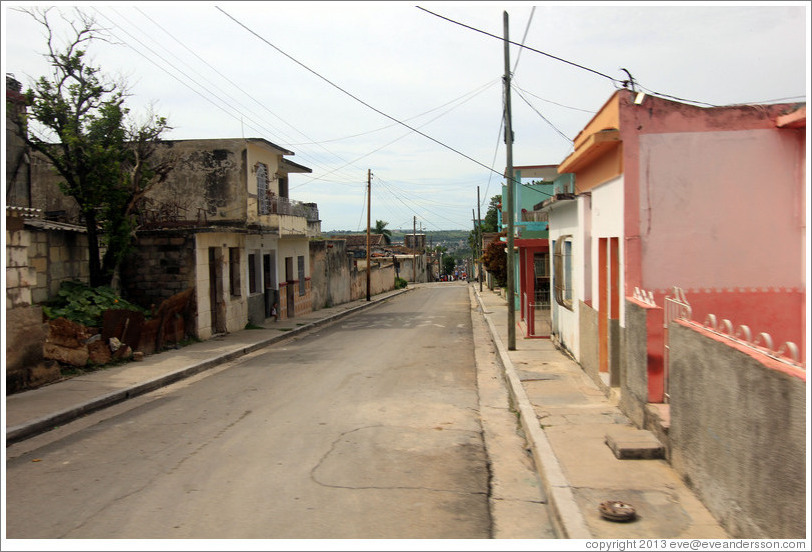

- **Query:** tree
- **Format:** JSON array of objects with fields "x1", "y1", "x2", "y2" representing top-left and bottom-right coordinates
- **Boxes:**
[
  {"x1": 481, "y1": 231, "x2": 508, "y2": 287},
  {"x1": 374, "y1": 219, "x2": 392, "y2": 244},
  {"x1": 14, "y1": 8, "x2": 173, "y2": 288},
  {"x1": 442, "y1": 254, "x2": 456, "y2": 276},
  {"x1": 482, "y1": 195, "x2": 502, "y2": 233}
]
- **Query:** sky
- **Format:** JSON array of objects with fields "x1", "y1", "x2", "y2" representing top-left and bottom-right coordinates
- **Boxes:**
[{"x1": 2, "y1": 1, "x2": 809, "y2": 233}]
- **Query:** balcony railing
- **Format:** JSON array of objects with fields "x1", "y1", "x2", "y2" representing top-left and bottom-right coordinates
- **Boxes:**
[{"x1": 261, "y1": 193, "x2": 319, "y2": 222}]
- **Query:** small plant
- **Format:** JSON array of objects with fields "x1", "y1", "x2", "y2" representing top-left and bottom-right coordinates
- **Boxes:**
[
  {"x1": 244, "y1": 322, "x2": 264, "y2": 330},
  {"x1": 395, "y1": 277, "x2": 408, "y2": 289},
  {"x1": 42, "y1": 280, "x2": 149, "y2": 327}
]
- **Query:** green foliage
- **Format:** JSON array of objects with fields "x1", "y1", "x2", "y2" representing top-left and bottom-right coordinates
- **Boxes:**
[
  {"x1": 42, "y1": 280, "x2": 149, "y2": 328},
  {"x1": 17, "y1": 8, "x2": 172, "y2": 287},
  {"x1": 244, "y1": 322, "x2": 264, "y2": 330},
  {"x1": 374, "y1": 220, "x2": 392, "y2": 244},
  {"x1": 442, "y1": 254, "x2": 456, "y2": 275},
  {"x1": 483, "y1": 195, "x2": 501, "y2": 233},
  {"x1": 395, "y1": 277, "x2": 408, "y2": 289}
]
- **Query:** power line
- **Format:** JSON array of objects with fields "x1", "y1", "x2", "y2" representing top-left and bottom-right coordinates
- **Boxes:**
[
  {"x1": 286, "y1": 78, "x2": 499, "y2": 146},
  {"x1": 513, "y1": 87, "x2": 574, "y2": 145},
  {"x1": 512, "y1": 80, "x2": 596, "y2": 113},
  {"x1": 216, "y1": 6, "x2": 510, "y2": 182},
  {"x1": 109, "y1": 6, "x2": 367, "y2": 186},
  {"x1": 512, "y1": 6, "x2": 535, "y2": 76},
  {"x1": 417, "y1": 5, "x2": 620, "y2": 84},
  {"x1": 418, "y1": 6, "x2": 758, "y2": 110}
]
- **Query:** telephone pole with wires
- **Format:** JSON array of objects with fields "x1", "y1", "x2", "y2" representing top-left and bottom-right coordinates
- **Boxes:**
[
  {"x1": 366, "y1": 169, "x2": 372, "y2": 302},
  {"x1": 503, "y1": 10, "x2": 516, "y2": 350}
]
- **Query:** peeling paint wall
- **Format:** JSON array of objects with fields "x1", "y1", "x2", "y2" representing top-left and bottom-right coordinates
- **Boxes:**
[{"x1": 147, "y1": 140, "x2": 247, "y2": 223}]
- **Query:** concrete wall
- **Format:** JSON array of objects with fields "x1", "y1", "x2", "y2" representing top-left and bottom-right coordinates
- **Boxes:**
[
  {"x1": 351, "y1": 260, "x2": 396, "y2": 301},
  {"x1": 621, "y1": 299, "x2": 656, "y2": 428},
  {"x1": 668, "y1": 322, "x2": 806, "y2": 539},
  {"x1": 310, "y1": 240, "x2": 352, "y2": 309},
  {"x1": 578, "y1": 301, "x2": 600, "y2": 381}
]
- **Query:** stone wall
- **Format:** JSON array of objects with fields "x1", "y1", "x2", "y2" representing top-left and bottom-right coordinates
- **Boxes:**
[
  {"x1": 29, "y1": 226, "x2": 90, "y2": 304},
  {"x1": 119, "y1": 230, "x2": 197, "y2": 311},
  {"x1": 668, "y1": 322, "x2": 806, "y2": 539}
]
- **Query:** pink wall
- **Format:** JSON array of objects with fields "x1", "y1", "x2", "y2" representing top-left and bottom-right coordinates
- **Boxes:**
[{"x1": 617, "y1": 91, "x2": 806, "y2": 361}]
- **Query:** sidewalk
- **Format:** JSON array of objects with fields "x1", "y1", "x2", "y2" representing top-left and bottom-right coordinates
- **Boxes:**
[
  {"x1": 472, "y1": 284, "x2": 729, "y2": 539},
  {"x1": 5, "y1": 287, "x2": 411, "y2": 446}
]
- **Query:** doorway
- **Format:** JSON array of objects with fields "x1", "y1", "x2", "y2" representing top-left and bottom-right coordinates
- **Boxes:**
[
  {"x1": 208, "y1": 247, "x2": 226, "y2": 334},
  {"x1": 285, "y1": 256, "x2": 295, "y2": 318}
]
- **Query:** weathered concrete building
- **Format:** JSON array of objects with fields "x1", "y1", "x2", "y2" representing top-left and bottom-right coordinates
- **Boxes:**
[{"x1": 118, "y1": 138, "x2": 319, "y2": 339}]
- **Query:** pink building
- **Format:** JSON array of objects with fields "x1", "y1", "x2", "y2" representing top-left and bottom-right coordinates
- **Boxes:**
[
  {"x1": 541, "y1": 88, "x2": 807, "y2": 538},
  {"x1": 549, "y1": 90, "x2": 806, "y2": 400}
]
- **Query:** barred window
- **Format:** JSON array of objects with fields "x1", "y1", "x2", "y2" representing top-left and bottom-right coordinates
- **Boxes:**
[
  {"x1": 553, "y1": 236, "x2": 573, "y2": 310},
  {"x1": 257, "y1": 163, "x2": 270, "y2": 215}
]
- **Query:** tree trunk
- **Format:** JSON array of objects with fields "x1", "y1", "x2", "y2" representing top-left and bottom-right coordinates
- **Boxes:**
[{"x1": 84, "y1": 210, "x2": 110, "y2": 288}]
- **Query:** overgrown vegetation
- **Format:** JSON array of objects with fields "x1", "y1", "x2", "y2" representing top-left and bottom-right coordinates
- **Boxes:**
[
  {"x1": 14, "y1": 7, "x2": 174, "y2": 287},
  {"x1": 42, "y1": 280, "x2": 149, "y2": 327},
  {"x1": 395, "y1": 277, "x2": 408, "y2": 289}
]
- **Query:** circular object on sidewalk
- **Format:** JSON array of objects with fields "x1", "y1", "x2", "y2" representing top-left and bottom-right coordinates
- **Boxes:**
[{"x1": 599, "y1": 500, "x2": 637, "y2": 522}]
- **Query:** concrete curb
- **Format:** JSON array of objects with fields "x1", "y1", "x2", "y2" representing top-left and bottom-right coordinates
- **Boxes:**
[
  {"x1": 6, "y1": 288, "x2": 411, "y2": 445},
  {"x1": 473, "y1": 287, "x2": 593, "y2": 540}
]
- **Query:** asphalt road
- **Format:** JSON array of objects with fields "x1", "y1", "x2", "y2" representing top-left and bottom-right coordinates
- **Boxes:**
[{"x1": 6, "y1": 284, "x2": 510, "y2": 539}]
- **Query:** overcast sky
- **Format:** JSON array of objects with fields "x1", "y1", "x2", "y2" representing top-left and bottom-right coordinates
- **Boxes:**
[{"x1": 2, "y1": 1, "x2": 809, "y2": 232}]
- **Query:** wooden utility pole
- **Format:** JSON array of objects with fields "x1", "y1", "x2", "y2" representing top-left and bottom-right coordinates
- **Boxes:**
[
  {"x1": 477, "y1": 185, "x2": 483, "y2": 292},
  {"x1": 504, "y1": 11, "x2": 516, "y2": 350},
  {"x1": 413, "y1": 215, "x2": 417, "y2": 283},
  {"x1": 366, "y1": 169, "x2": 371, "y2": 301}
]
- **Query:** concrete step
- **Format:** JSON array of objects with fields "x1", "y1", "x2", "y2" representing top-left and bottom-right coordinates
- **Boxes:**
[{"x1": 604, "y1": 427, "x2": 665, "y2": 460}]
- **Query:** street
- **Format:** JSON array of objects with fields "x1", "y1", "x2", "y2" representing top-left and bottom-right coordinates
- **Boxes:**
[{"x1": 5, "y1": 283, "x2": 553, "y2": 539}]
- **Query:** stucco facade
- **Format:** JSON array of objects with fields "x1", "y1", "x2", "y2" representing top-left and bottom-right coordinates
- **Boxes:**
[{"x1": 541, "y1": 89, "x2": 806, "y2": 538}]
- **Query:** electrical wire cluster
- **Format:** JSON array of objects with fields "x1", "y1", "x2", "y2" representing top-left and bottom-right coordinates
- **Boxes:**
[{"x1": 35, "y1": 4, "x2": 803, "y2": 230}]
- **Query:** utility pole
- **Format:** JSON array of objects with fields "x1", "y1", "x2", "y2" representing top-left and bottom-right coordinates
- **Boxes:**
[
  {"x1": 413, "y1": 215, "x2": 417, "y2": 283},
  {"x1": 472, "y1": 208, "x2": 478, "y2": 284},
  {"x1": 477, "y1": 185, "x2": 483, "y2": 292},
  {"x1": 366, "y1": 169, "x2": 371, "y2": 302},
  {"x1": 504, "y1": 10, "x2": 516, "y2": 350}
]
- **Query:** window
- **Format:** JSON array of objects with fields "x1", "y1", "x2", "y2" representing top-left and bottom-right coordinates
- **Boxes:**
[
  {"x1": 554, "y1": 236, "x2": 573, "y2": 310},
  {"x1": 248, "y1": 253, "x2": 258, "y2": 294},
  {"x1": 298, "y1": 255, "x2": 306, "y2": 296},
  {"x1": 229, "y1": 247, "x2": 241, "y2": 296},
  {"x1": 257, "y1": 163, "x2": 270, "y2": 215}
]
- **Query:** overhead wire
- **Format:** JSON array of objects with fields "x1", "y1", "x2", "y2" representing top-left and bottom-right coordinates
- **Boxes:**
[
  {"x1": 417, "y1": 5, "x2": 621, "y2": 84},
  {"x1": 103, "y1": 6, "x2": 365, "y2": 186},
  {"x1": 513, "y1": 87, "x2": 574, "y2": 145},
  {"x1": 216, "y1": 6, "x2": 514, "y2": 184},
  {"x1": 286, "y1": 77, "x2": 500, "y2": 147},
  {"x1": 418, "y1": 6, "x2": 767, "y2": 110}
]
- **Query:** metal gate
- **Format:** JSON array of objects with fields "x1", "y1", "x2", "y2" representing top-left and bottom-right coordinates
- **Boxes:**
[{"x1": 663, "y1": 286, "x2": 692, "y2": 402}]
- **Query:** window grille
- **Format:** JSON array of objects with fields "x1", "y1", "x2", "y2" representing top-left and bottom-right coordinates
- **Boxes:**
[{"x1": 554, "y1": 236, "x2": 573, "y2": 310}]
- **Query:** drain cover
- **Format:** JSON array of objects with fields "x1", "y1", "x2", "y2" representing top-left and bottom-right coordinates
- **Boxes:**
[{"x1": 599, "y1": 500, "x2": 637, "y2": 522}]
